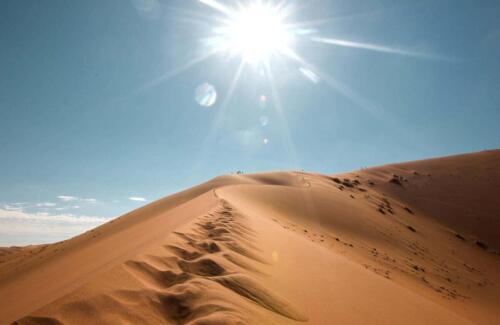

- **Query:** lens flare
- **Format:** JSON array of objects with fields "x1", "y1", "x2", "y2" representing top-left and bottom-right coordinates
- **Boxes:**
[
  {"x1": 260, "y1": 116, "x2": 269, "y2": 126},
  {"x1": 195, "y1": 83, "x2": 217, "y2": 107},
  {"x1": 259, "y1": 95, "x2": 268, "y2": 108}
]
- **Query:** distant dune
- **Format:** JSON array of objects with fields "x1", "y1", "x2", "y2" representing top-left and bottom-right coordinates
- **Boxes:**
[{"x1": 1, "y1": 150, "x2": 499, "y2": 324}]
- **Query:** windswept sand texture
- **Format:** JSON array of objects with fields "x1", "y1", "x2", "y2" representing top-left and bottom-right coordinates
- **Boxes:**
[{"x1": 1, "y1": 150, "x2": 499, "y2": 324}]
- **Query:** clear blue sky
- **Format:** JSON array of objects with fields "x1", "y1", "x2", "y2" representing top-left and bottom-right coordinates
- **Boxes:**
[{"x1": 1, "y1": 0, "x2": 499, "y2": 245}]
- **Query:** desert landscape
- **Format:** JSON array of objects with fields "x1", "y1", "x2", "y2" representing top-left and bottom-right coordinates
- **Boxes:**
[
  {"x1": 2, "y1": 0, "x2": 499, "y2": 324},
  {"x1": 1, "y1": 150, "x2": 499, "y2": 324}
]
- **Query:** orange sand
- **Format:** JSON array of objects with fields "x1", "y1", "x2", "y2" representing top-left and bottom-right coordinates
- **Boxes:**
[{"x1": 1, "y1": 150, "x2": 499, "y2": 324}]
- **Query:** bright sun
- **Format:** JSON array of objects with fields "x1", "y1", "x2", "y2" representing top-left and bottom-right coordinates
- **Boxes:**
[{"x1": 212, "y1": 2, "x2": 293, "y2": 63}]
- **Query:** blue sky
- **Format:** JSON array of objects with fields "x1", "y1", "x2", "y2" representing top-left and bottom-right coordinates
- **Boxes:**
[{"x1": 1, "y1": 0, "x2": 499, "y2": 245}]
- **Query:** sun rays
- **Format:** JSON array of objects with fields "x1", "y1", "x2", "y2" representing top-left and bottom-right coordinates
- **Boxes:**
[
  {"x1": 310, "y1": 36, "x2": 457, "y2": 62},
  {"x1": 131, "y1": 0, "x2": 455, "y2": 162},
  {"x1": 204, "y1": 1, "x2": 294, "y2": 64}
]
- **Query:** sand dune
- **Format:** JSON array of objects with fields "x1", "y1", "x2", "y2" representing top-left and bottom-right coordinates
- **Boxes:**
[{"x1": 1, "y1": 150, "x2": 499, "y2": 324}]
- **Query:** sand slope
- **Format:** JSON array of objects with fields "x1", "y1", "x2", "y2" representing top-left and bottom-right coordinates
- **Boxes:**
[{"x1": 1, "y1": 150, "x2": 499, "y2": 324}]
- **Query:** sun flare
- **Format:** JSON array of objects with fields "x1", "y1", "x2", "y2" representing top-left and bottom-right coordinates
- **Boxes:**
[{"x1": 210, "y1": 2, "x2": 293, "y2": 63}]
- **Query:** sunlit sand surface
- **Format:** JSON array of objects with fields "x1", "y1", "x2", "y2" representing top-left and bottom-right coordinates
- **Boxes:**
[{"x1": 1, "y1": 150, "x2": 499, "y2": 324}]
